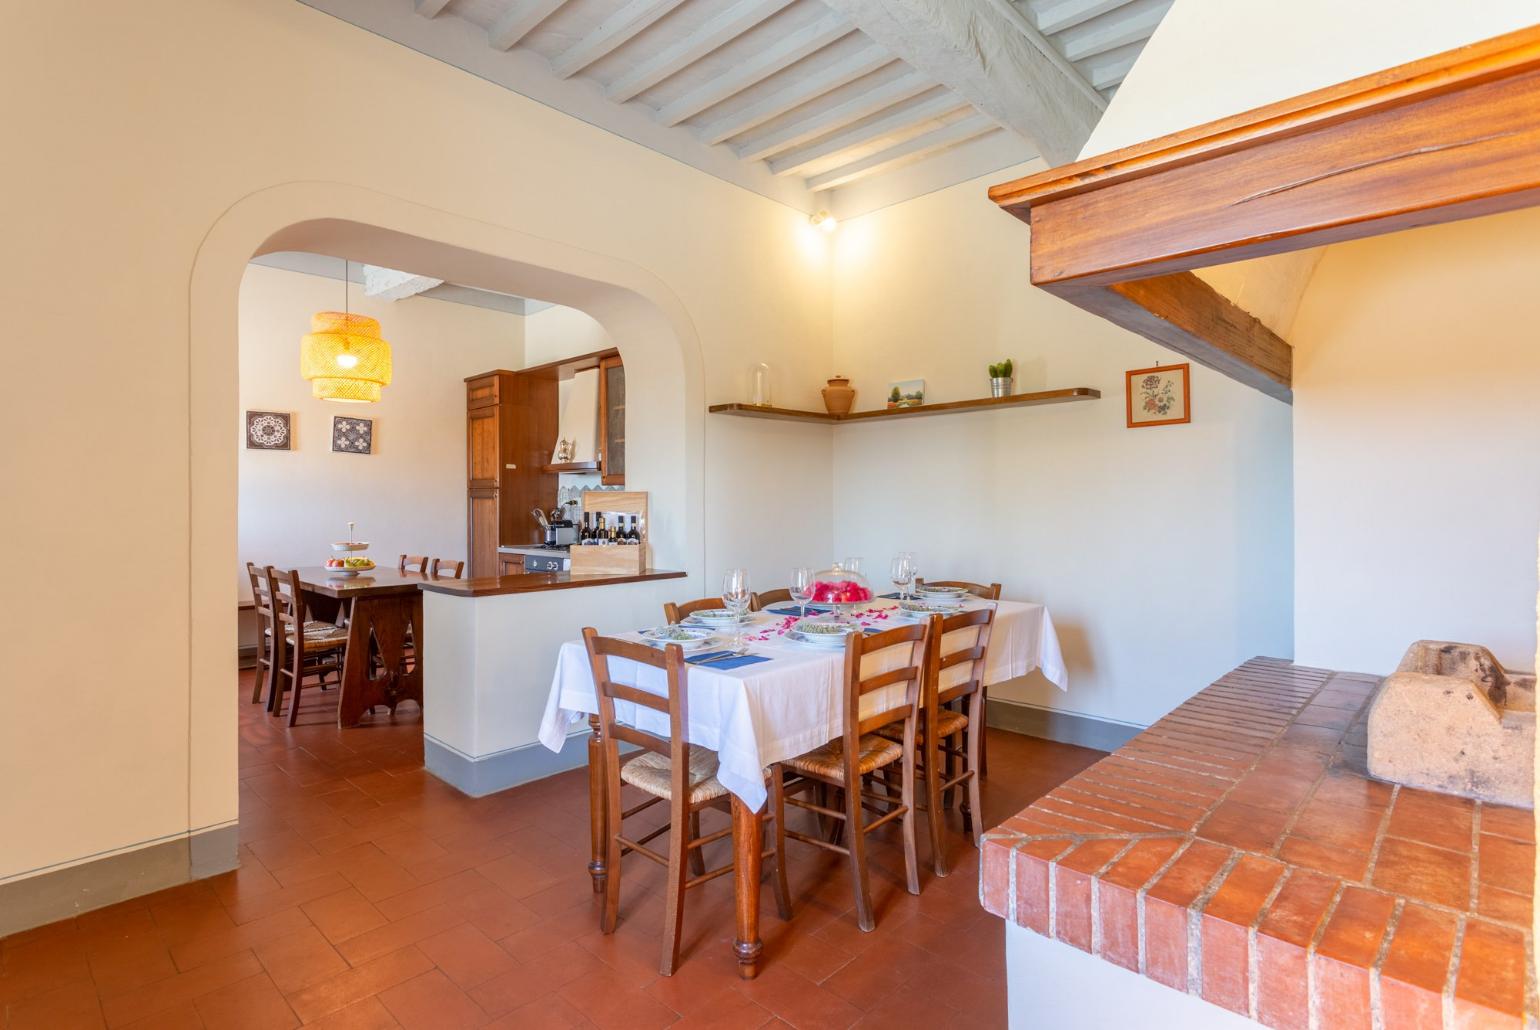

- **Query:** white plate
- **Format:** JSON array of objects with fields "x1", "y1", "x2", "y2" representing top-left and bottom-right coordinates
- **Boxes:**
[
  {"x1": 899, "y1": 598, "x2": 961, "y2": 616},
  {"x1": 917, "y1": 585, "x2": 967, "y2": 598},
  {"x1": 639, "y1": 626, "x2": 719, "y2": 651},
  {"x1": 324, "y1": 564, "x2": 375, "y2": 578},
  {"x1": 685, "y1": 608, "x2": 750, "y2": 625},
  {"x1": 787, "y1": 619, "x2": 855, "y2": 648},
  {"x1": 331, "y1": 541, "x2": 371, "y2": 552}
]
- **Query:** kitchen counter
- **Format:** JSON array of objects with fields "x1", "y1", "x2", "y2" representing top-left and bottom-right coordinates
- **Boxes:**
[
  {"x1": 497, "y1": 545, "x2": 572, "y2": 558},
  {"x1": 419, "y1": 568, "x2": 683, "y2": 598},
  {"x1": 981, "y1": 657, "x2": 1534, "y2": 1029}
]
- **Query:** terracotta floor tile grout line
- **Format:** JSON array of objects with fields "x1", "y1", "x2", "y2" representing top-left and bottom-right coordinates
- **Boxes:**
[
  {"x1": 1184, "y1": 850, "x2": 1243, "y2": 998},
  {"x1": 1443, "y1": 914, "x2": 1468, "y2": 1028},
  {"x1": 1245, "y1": 863, "x2": 1293, "y2": 1022},
  {"x1": 1136, "y1": 836, "x2": 1197, "y2": 977},
  {"x1": 1307, "y1": 882, "x2": 1349, "y2": 1030},
  {"x1": 1368, "y1": 896, "x2": 1405, "y2": 1030}
]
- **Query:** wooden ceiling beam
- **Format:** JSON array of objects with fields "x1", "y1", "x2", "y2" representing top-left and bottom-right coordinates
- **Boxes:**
[
  {"x1": 819, "y1": 0, "x2": 1105, "y2": 163},
  {"x1": 606, "y1": 0, "x2": 796, "y2": 104},
  {"x1": 697, "y1": 44, "x2": 892, "y2": 145},
  {"x1": 767, "y1": 92, "x2": 965, "y2": 176},
  {"x1": 989, "y1": 24, "x2": 1540, "y2": 403},
  {"x1": 414, "y1": 0, "x2": 454, "y2": 17},
  {"x1": 806, "y1": 113, "x2": 997, "y2": 191},
  {"x1": 549, "y1": 0, "x2": 688, "y2": 79},
  {"x1": 488, "y1": 0, "x2": 567, "y2": 50},
  {"x1": 734, "y1": 69, "x2": 933, "y2": 162}
]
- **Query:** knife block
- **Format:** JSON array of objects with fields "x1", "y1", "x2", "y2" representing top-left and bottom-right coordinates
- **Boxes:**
[{"x1": 569, "y1": 491, "x2": 647, "y2": 576}]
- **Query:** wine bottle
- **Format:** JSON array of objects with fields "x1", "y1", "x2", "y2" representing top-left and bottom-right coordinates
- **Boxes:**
[
  {"x1": 627, "y1": 515, "x2": 640, "y2": 545},
  {"x1": 580, "y1": 514, "x2": 592, "y2": 546}
]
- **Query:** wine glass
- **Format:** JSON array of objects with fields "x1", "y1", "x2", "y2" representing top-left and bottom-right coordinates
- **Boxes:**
[
  {"x1": 890, "y1": 554, "x2": 915, "y2": 601},
  {"x1": 842, "y1": 556, "x2": 863, "y2": 575},
  {"x1": 722, "y1": 568, "x2": 751, "y2": 649},
  {"x1": 789, "y1": 567, "x2": 813, "y2": 618}
]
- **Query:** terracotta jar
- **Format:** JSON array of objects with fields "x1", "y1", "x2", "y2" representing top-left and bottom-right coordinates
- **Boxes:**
[{"x1": 821, "y1": 376, "x2": 855, "y2": 416}]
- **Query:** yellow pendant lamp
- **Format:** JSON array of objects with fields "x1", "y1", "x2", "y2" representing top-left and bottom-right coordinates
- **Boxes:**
[{"x1": 300, "y1": 260, "x2": 392, "y2": 402}]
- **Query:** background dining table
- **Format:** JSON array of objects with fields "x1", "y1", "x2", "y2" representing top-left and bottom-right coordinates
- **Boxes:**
[
  {"x1": 538, "y1": 596, "x2": 1068, "y2": 978},
  {"x1": 295, "y1": 566, "x2": 428, "y2": 727}
]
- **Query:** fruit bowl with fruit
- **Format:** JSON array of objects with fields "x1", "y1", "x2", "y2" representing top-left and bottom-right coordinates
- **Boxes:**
[
  {"x1": 324, "y1": 555, "x2": 376, "y2": 578},
  {"x1": 807, "y1": 564, "x2": 874, "y2": 622}
]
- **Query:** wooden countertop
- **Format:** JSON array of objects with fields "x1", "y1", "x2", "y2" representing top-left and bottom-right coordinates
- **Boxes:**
[
  {"x1": 980, "y1": 657, "x2": 1535, "y2": 1027},
  {"x1": 417, "y1": 568, "x2": 685, "y2": 598}
]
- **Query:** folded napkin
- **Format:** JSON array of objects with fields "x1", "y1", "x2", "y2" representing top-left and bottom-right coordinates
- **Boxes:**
[
  {"x1": 685, "y1": 651, "x2": 772, "y2": 670},
  {"x1": 765, "y1": 604, "x2": 810, "y2": 616}
]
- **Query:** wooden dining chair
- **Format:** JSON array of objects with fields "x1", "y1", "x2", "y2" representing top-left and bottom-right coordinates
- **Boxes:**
[
  {"x1": 663, "y1": 596, "x2": 724, "y2": 624},
  {"x1": 265, "y1": 566, "x2": 349, "y2": 725},
  {"x1": 914, "y1": 578, "x2": 1001, "y2": 777},
  {"x1": 582, "y1": 627, "x2": 771, "y2": 975},
  {"x1": 245, "y1": 562, "x2": 277, "y2": 705},
  {"x1": 398, "y1": 554, "x2": 429, "y2": 575},
  {"x1": 915, "y1": 579, "x2": 1002, "y2": 601},
  {"x1": 750, "y1": 588, "x2": 792, "y2": 611},
  {"x1": 430, "y1": 557, "x2": 464, "y2": 578},
  {"x1": 877, "y1": 606, "x2": 995, "y2": 875},
  {"x1": 769, "y1": 618, "x2": 934, "y2": 931}
]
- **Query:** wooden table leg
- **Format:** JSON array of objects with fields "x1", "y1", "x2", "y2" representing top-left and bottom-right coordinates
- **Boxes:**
[
  {"x1": 587, "y1": 715, "x2": 607, "y2": 894},
  {"x1": 731, "y1": 797, "x2": 764, "y2": 979},
  {"x1": 336, "y1": 593, "x2": 424, "y2": 727}
]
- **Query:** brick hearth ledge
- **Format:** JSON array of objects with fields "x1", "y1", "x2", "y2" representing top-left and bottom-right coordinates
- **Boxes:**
[{"x1": 980, "y1": 657, "x2": 1535, "y2": 1029}]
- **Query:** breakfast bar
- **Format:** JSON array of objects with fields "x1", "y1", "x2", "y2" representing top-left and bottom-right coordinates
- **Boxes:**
[{"x1": 980, "y1": 657, "x2": 1536, "y2": 1029}]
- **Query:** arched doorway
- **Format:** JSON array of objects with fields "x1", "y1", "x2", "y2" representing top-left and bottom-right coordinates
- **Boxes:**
[{"x1": 188, "y1": 182, "x2": 706, "y2": 861}]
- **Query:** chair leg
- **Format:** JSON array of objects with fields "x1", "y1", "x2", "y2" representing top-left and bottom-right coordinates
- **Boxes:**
[
  {"x1": 925, "y1": 732, "x2": 949, "y2": 878},
  {"x1": 845, "y1": 779, "x2": 875, "y2": 932},
  {"x1": 978, "y1": 687, "x2": 989, "y2": 777},
  {"x1": 770, "y1": 766, "x2": 793, "y2": 921},
  {"x1": 287, "y1": 664, "x2": 306, "y2": 727},
  {"x1": 899, "y1": 751, "x2": 920, "y2": 896},
  {"x1": 601, "y1": 777, "x2": 624, "y2": 935},
  {"x1": 687, "y1": 811, "x2": 706, "y2": 877},
  {"x1": 660, "y1": 800, "x2": 689, "y2": 975},
  {"x1": 966, "y1": 726, "x2": 984, "y2": 847},
  {"x1": 587, "y1": 717, "x2": 607, "y2": 894}
]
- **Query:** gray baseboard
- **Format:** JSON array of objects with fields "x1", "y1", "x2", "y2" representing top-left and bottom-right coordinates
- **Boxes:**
[
  {"x1": 988, "y1": 698, "x2": 1142, "y2": 753},
  {"x1": 0, "y1": 823, "x2": 240, "y2": 939},
  {"x1": 424, "y1": 734, "x2": 591, "y2": 798}
]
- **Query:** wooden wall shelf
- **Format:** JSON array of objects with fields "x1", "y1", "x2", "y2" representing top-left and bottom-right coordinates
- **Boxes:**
[
  {"x1": 709, "y1": 388, "x2": 1099, "y2": 424},
  {"x1": 542, "y1": 461, "x2": 600, "y2": 474}
]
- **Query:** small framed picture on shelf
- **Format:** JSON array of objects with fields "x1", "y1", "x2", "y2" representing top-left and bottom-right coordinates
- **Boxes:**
[
  {"x1": 245, "y1": 410, "x2": 292, "y2": 450},
  {"x1": 1125, "y1": 363, "x2": 1190, "y2": 428},
  {"x1": 332, "y1": 416, "x2": 374, "y2": 454},
  {"x1": 886, "y1": 378, "x2": 925, "y2": 409}
]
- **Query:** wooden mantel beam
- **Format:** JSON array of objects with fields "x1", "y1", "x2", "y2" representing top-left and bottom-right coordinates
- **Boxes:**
[{"x1": 991, "y1": 25, "x2": 1540, "y2": 402}]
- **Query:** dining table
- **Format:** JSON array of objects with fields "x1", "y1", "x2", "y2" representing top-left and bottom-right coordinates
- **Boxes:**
[
  {"x1": 294, "y1": 566, "x2": 430, "y2": 727},
  {"x1": 537, "y1": 594, "x2": 1069, "y2": 978}
]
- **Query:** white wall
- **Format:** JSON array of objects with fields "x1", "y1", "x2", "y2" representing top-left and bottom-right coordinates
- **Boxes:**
[
  {"x1": 1290, "y1": 208, "x2": 1540, "y2": 675},
  {"x1": 0, "y1": 0, "x2": 831, "y2": 886},
  {"x1": 831, "y1": 167, "x2": 1295, "y2": 727},
  {"x1": 238, "y1": 264, "x2": 521, "y2": 591},
  {"x1": 523, "y1": 304, "x2": 612, "y2": 366},
  {"x1": 1084, "y1": 0, "x2": 1540, "y2": 157}
]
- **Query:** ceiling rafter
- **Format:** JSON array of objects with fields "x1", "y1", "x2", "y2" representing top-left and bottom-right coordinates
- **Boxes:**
[
  {"x1": 768, "y1": 92, "x2": 966, "y2": 176},
  {"x1": 697, "y1": 43, "x2": 893, "y2": 145},
  {"x1": 488, "y1": 0, "x2": 568, "y2": 50},
  {"x1": 1081, "y1": 44, "x2": 1139, "y2": 90},
  {"x1": 654, "y1": 12, "x2": 851, "y2": 128},
  {"x1": 1057, "y1": 1, "x2": 1170, "y2": 62},
  {"x1": 734, "y1": 69, "x2": 933, "y2": 161},
  {"x1": 414, "y1": 0, "x2": 453, "y2": 16},
  {"x1": 549, "y1": 0, "x2": 689, "y2": 79},
  {"x1": 818, "y1": 0, "x2": 1104, "y2": 164},
  {"x1": 807, "y1": 113, "x2": 997, "y2": 190},
  {"x1": 1033, "y1": 0, "x2": 1138, "y2": 36},
  {"x1": 606, "y1": 0, "x2": 797, "y2": 104}
]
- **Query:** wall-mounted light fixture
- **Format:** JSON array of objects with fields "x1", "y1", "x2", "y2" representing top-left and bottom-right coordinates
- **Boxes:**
[{"x1": 810, "y1": 210, "x2": 838, "y2": 234}]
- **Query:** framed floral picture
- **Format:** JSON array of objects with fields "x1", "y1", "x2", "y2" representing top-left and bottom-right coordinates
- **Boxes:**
[
  {"x1": 332, "y1": 416, "x2": 373, "y2": 454},
  {"x1": 1125, "y1": 363, "x2": 1190, "y2": 428},
  {"x1": 245, "y1": 410, "x2": 292, "y2": 450}
]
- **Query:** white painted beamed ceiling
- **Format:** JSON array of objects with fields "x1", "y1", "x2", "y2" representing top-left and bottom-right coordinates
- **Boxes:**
[{"x1": 302, "y1": 0, "x2": 1172, "y2": 217}]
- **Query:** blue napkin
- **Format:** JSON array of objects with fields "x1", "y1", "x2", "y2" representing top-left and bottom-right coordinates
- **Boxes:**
[
  {"x1": 765, "y1": 604, "x2": 811, "y2": 616},
  {"x1": 686, "y1": 651, "x2": 771, "y2": 670}
]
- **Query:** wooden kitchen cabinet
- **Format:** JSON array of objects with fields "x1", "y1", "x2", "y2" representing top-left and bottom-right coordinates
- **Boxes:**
[
  {"x1": 467, "y1": 349, "x2": 623, "y2": 576},
  {"x1": 598, "y1": 354, "x2": 625, "y2": 485}
]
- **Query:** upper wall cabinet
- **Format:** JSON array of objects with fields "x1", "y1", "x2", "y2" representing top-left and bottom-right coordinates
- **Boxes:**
[{"x1": 598, "y1": 354, "x2": 625, "y2": 486}]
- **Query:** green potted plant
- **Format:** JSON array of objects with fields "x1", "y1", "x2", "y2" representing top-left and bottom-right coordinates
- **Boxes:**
[{"x1": 988, "y1": 359, "x2": 1014, "y2": 398}]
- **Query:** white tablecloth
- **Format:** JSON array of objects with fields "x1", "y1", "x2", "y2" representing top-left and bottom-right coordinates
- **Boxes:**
[{"x1": 536, "y1": 599, "x2": 1067, "y2": 810}]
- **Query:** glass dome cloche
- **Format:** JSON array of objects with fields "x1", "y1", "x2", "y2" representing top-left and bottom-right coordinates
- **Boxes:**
[{"x1": 808, "y1": 561, "x2": 874, "y2": 620}]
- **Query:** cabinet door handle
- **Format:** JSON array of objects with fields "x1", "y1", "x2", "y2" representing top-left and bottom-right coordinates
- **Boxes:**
[{"x1": 505, "y1": 463, "x2": 517, "y2": 469}]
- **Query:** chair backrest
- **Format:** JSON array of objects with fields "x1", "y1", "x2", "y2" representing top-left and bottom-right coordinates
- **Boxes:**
[
  {"x1": 917, "y1": 578, "x2": 1002, "y2": 601},
  {"x1": 582, "y1": 628, "x2": 691, "y2": 799},
  {"x1": 750, "y1": 588, "x2": 791, "y2": 611},
  {"x1": 663, "y1": 596, "x2": 724, "y2": 624},
  {"x1": 927, "y1": 607, "x2": 996, "y2": 712},
  {"x1": 399, "y1": 554, "x2": 429, "y2": 575},
  {"x1": 246, "y1": 561, "x2": 274, "y2": 621},
  {"x1": 840, "y1": 619, "x2": 934, "y2": 744},
  {"x1": 263, "y1": 566, "x2": 305, "y2": 635},
  {"x1": 430, "y1": 557, "x2": 465, "y2": 579}
]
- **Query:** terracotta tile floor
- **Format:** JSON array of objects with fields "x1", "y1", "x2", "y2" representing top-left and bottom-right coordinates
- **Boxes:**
[{"x1": 0, "y1": 670, "x2": 1103, "y2": 1029}]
